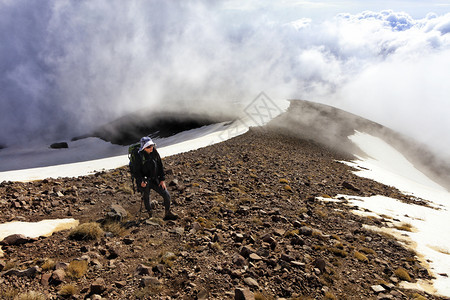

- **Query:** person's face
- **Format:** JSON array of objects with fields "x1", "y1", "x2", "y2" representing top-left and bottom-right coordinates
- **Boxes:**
[{"x1": 144, "y1": 144, "x2": 154, "y2": 153}]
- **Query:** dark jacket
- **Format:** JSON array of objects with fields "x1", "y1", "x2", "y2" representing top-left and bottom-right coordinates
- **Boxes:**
[{"x1": 135, "y1": 148, "x2": 165, "y2": 186}]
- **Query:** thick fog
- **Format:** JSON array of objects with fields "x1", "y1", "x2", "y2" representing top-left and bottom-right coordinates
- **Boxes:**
[{"x1": 0, "y1": 1, "x2": 449, "y2": 160}]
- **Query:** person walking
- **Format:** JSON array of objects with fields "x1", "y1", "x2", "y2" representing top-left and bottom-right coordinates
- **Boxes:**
[{"x1": 135, "y1": 136, "x2": 178, "y2": 220}]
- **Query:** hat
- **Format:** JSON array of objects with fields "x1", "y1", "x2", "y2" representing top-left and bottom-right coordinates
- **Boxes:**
[{"x1": 139, "y1": 136, "x2": 155, "y2": 152}]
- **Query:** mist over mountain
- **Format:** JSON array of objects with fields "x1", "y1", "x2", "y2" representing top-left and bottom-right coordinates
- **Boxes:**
[
  {"x1": 269, "y1": 100, "x2": 450, "y2": 191},
  {"x1": 1, "y1": 1, "x2": 449, "y2": 162},
  {"x1": 75, "y1": 109, "x2": 235, "y2": 146}
]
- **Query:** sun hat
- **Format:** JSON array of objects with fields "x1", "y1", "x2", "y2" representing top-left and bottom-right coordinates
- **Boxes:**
[{"x1": 138, "y1": 136, "x2": 155, "y2": 152}]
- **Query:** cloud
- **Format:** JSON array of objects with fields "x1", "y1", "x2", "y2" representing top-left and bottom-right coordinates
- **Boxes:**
[{"x1": 0, "y1": 2, "x2": 449, "y2": 162}]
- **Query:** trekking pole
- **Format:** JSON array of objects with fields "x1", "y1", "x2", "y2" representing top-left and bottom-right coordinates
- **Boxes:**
[
  {"x1": 131, "y1": 175, "x2": 136, "y2": 194},
  {"x1": 138, "y1": 195, "x2": 143, "y2": 220},
  {"x1": 137, "y1": 177, "x2": 147, "y2": 221}
]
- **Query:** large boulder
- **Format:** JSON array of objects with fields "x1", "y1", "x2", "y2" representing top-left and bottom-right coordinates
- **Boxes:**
[
  {"x1": 106, "y1": 204, "x2": 128, "y2": 221},
  {"x1": 0, "y1": 234, "x2": 35, "y2": 246},
  {"x1": 235, "y1": 288, "x2": 255, "y2": 300}
]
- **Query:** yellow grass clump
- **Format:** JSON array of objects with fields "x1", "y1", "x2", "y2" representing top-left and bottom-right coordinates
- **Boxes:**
[
  {"x1": 395, "y1": 222, "x2": 413, "y2": 232},
  {"x1": 284, "y1": 229, "x2": 300, "y2": 237},
  {"x1": 0, "y1": 287, "x2": 18, "y2": 300},
  {"x1": 66, "y1": 260, "x2": 88, "y2": 279},
  {"x1": 324, "y1": 292, "x2": 337, "y2": 300},
  {"x1": 69, "y1": 222, "x2": 104, "y2": 241},
  {"x1": 283, "y1": 185, "x2": 293, "y2": 192},
  {"x1": 359, "y1": 247, "x2": 376, "y2": 255},
  {"x1": 412, "y1": 293, "x2": 427, "y2": 300},
  {"x1": 41, "y1": 258, "x2": 56, "y2": 271},
  {"x1": 59, "y1": 284, "x2": 77, "y2": 297},
  {"x1": 15, "y1": 291, "x2": 46, "y2": 300},
  {"x1": 394, "y1": 267, "x2": 411, "y2": 282},
  {"x1": 279, "y1": 178, "x2": 289, "y2": 184},
  {"x1": 102, "y1": 221, "x2": 129, "y2": 237},
  {"x1": 328, "y1": 247, "x2": 348, "y2": 258},
  {"x1": 354, "y1": 251, "x2": 369, "y2": 262}
]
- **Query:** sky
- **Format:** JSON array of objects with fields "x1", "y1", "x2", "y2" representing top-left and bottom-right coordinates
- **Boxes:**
[{"x1": 0, "y1": 0, "x2": 449, "y2": 161}]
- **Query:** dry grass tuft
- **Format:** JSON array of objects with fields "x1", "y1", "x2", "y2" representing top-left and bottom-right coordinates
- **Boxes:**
[
  {"x1": 324, "y1": 292, "x2": 337, "y2": 300},
  {"x1": 279, "y1": 178, "x2": 289, "y2": 184},
  {"x1": 66, "y1": 260, "x2": 88, "y2": 279},
  {"x1": 59, "y1": 284, "x2": 77, "y2": 297},
  {"x1": 328, "y1": 247, "x2": 348, "y2": 258},
  {"x1": 359, "y1": 247, "x2": 376, "y2": 255},
  {"x1": 334, "y1": 242, "x2": 344, "y2": 249},
  {"x1": 252, "y1": 216, "x2": 263, "y2": 225},
  {"x1": 354, "y1": 251, "x2": 369, "y2": 262},
  {"x1": 209, "y1": 206, "x2": 221, "y2": 215},
  {"x1": 283, "y1": 185, "x2": 293, "y2": 192},
  {"x1": 314, "y1": 208, "x2": 327, "y2": 218},
  {"x1": 428, "y1": 245, "x2": 450, "y2": 255},
  {"x1": 41, "y1": 258, "x2": 56, "y2": 271},
  {"x1": 375, "y1": 279, "x2": 389, "y2": 286},
  {"x1": 196, "y1": 217, "x2": 214, "y2": 229},
  {"x1": 284, "y1": 229, "x2": 300, "y2": 237},
  {"x1": 238, "y1": 196, "x2": 256, "y2": 205},
  {"x1": 69, "y1": 222, "x2": 104, "y2": 241},
  {"x1": 134, "y1": 284, "x2": 162, "y2": 299},
  {"x1": 0, "y1": 287, "x2": 18, "y2": 300},
  {"x1": 210, "y1": 242, "x2": 222, "y2": 252},
  {"x1": 231, "y1": 186, "x2": 244, "y2": 194},
  {"x1": 3, "y1": 260, "x2": 17, "y2": 272},
  {"x1": 15, "y1": 291, "x2": 46, "y2": 300},
  {"x1": 160, "y1": 252, "x2": 177, "y2": 267},
  {"x1": 117, "y1": 184, "x2": 133, "y2": 194},
  {"x1": 412, "y1": 293, "x2": 427, "y2": 300},
  {"x1": 395, "y1": 222, "x2": 413, "y2": 232},
  {"x1": 312, "y1": 245, "x2": 327, "y2": 251},
  {"x1": 330, "y1": 234, "x2": 340, "y2": 240},
  {"x1": 102, "y1": 220, "x2": 129, "y2": 237},
  {"x1": 394, "y1": 267, "x2": 411, "y2": 282},
  {"x1": 147, "y1": 217, "x2": 164, "y2": 226}
]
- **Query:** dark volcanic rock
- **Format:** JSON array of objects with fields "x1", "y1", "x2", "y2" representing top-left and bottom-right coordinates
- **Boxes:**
[
  {"x1": 106, "y1": 204, "x2": 129, "y2": 221},
  {"x1": 50, "y1": 142, "x2": 69, "y2": 149},
  {"x1": 0, "y1": 234, "x2": 35, "y2": 246},
  {"x1": 235, "y1": 288, "x2": 255, "y2": 300}
]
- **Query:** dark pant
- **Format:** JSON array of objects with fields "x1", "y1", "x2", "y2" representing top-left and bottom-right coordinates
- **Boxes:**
[{"x1": 140, "y1": 181, "x2": 171, "y2": 213}]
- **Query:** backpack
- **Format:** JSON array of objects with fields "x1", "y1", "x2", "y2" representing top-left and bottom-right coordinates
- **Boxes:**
[{"x1": 128, "y1": 143, "x2": 143, "y2": 193}]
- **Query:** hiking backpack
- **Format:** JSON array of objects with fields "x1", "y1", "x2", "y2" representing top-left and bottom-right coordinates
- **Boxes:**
[{"x1": 128, "y1": 143, "x2": 143, "y2": 193}]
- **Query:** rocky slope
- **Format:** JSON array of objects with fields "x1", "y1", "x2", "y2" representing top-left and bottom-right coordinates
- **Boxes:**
[{"x1": 0, "y1": 128, "x2": 447, "y2": 299}]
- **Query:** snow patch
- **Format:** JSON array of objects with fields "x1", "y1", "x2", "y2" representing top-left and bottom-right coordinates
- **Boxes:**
[
  {"x1": 0, "y1": 218, "x2": 79, "y2": 258},
  {"x1": 332, "y1": 131, "x2": 450, "y2": 297}
]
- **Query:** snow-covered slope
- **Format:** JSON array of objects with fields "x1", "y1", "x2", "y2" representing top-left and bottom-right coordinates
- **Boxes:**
[
  {"x1": 0, "y1": 121, "x2": 246, "y2": 182},
  {"x1": 337, "y1": 132, "x2": 450, "y2": 297}
]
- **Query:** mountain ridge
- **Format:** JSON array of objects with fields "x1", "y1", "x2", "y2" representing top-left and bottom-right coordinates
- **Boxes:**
[
  {"x1": 0, "y1": 128, "x2": 447, "y2": 298},
  {"x1": 269, "y1": 100, "x2": 450, "y2": 191}
]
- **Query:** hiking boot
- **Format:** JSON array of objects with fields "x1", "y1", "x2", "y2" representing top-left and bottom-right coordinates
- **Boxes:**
[
  {"x1": 163, "y1": 211, "x2": 178, "y2": 221},
  {"x1": 147, "y1": 210, "x2": 153, "y2": 218}
]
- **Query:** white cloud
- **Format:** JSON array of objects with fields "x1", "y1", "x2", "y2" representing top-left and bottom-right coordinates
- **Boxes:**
[{"x1": 0, "y1": 2, "x2": 449, "y2": 162}]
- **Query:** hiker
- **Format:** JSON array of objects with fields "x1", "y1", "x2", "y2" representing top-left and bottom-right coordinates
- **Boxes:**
[{"x1": 134, "y1": 136, "x2": 178, "y2": 220}]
